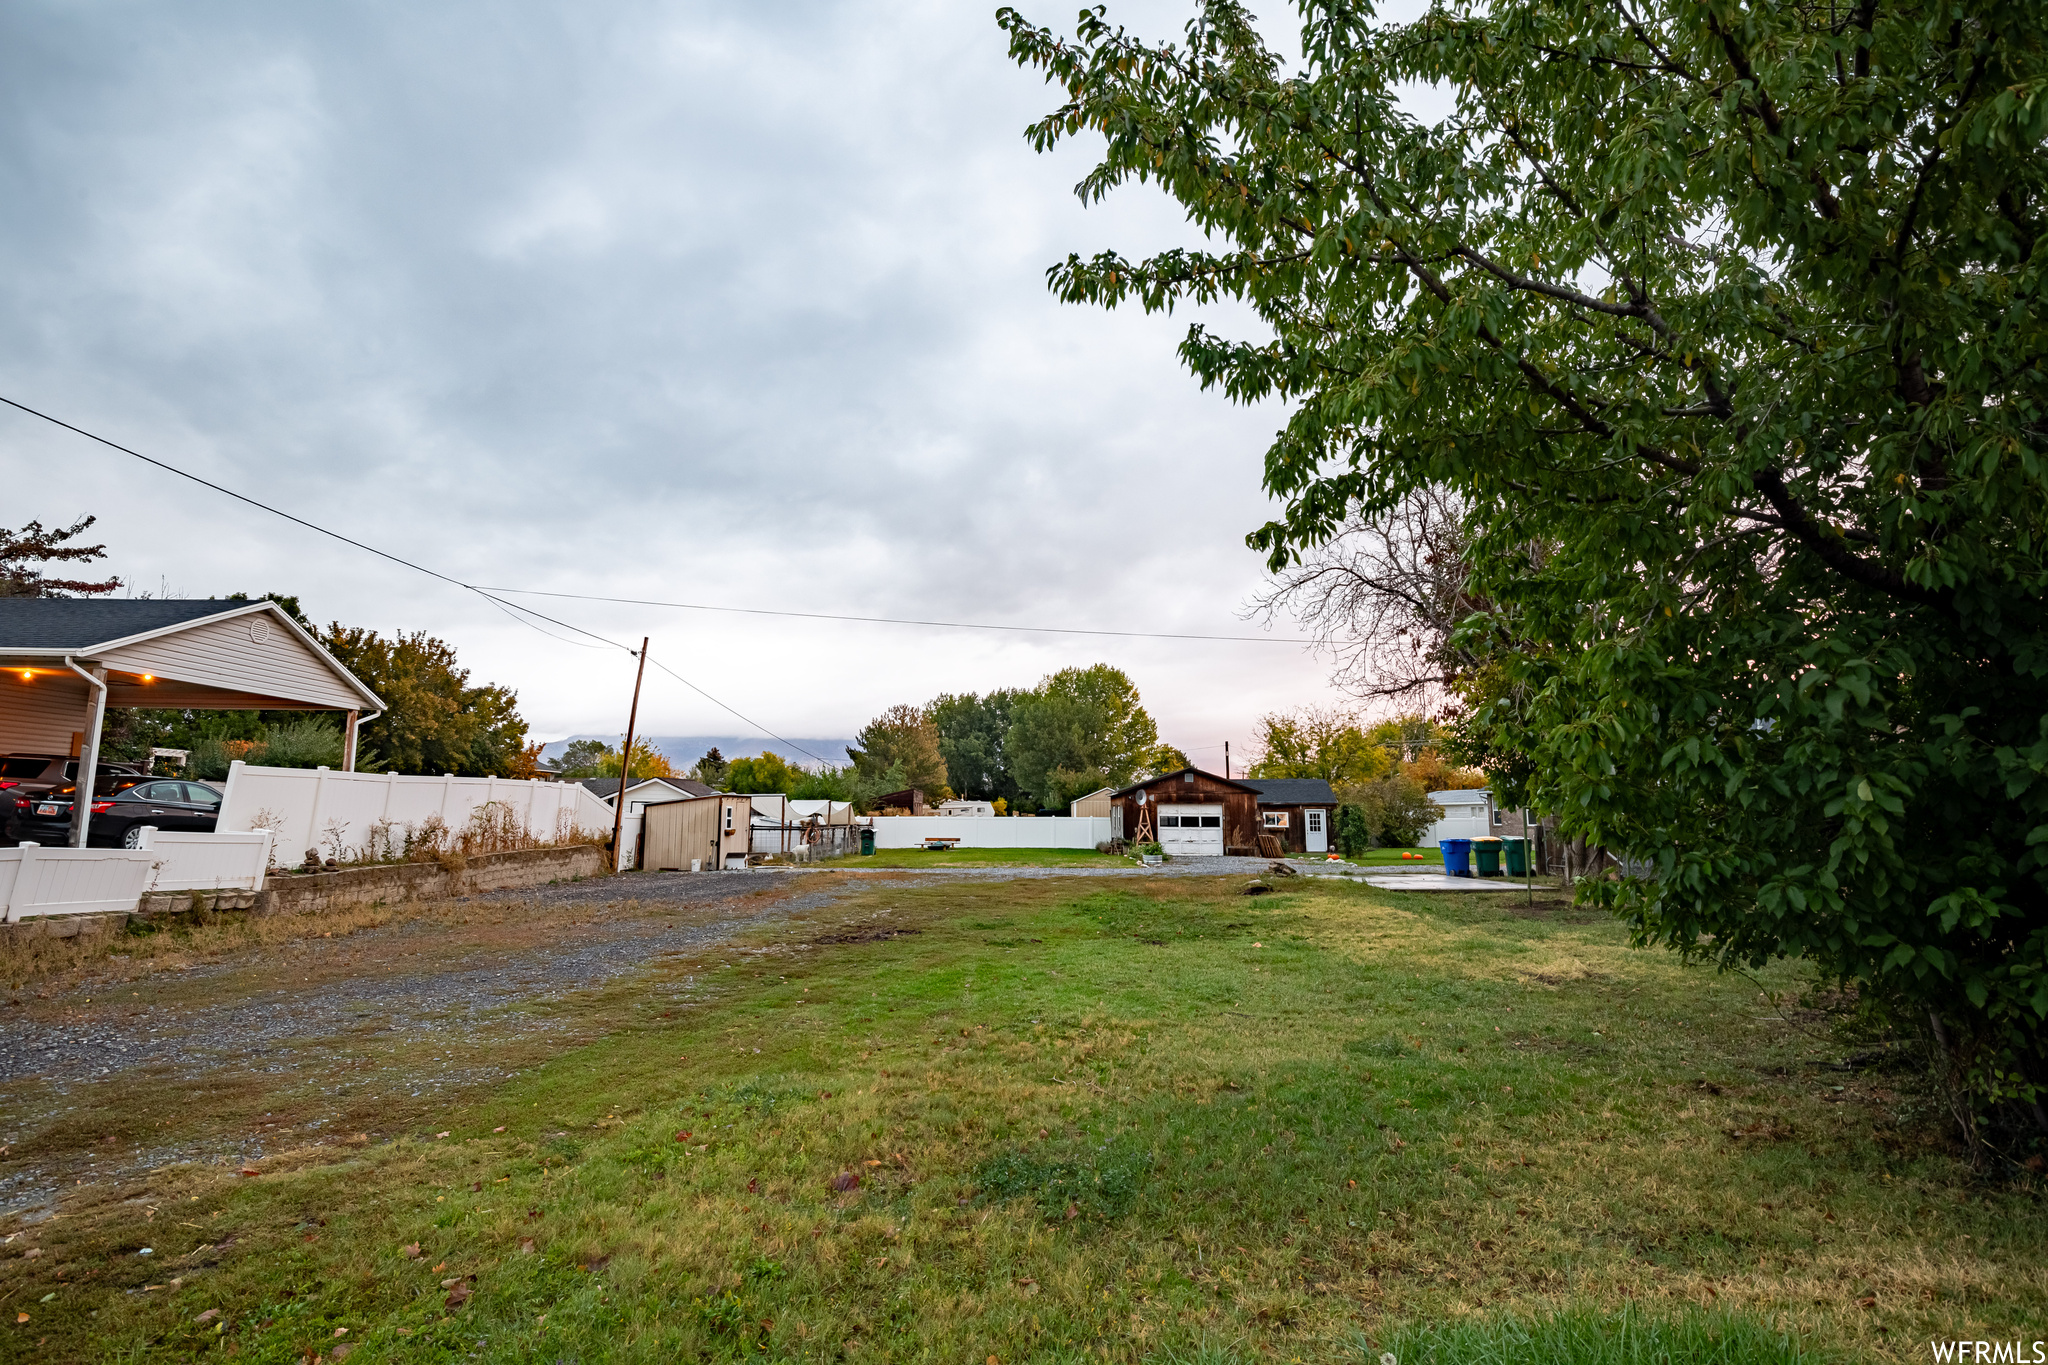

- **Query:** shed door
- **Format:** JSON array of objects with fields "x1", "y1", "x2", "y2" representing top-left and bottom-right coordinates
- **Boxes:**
[
  {"x1": 1157, "y1": 804, "x2": 1224, "y2": 857},
  {"x1": 1305, "y1": 808, "x2": 1328, "y2": 853}
]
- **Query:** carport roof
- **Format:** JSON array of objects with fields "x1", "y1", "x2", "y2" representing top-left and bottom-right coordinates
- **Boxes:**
[{"x1": 0, "y1": 598, "x2": 248, "y2": 650}]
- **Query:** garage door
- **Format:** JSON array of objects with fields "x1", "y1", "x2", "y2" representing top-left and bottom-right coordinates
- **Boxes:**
[{"x1": 1158, "y1": 804, "x2": 1224, "y2": 857}]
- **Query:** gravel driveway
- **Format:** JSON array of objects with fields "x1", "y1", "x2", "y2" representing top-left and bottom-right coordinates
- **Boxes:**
[{"x1": 0, "y1": 858, "x2": 1331, "y2": 1218}]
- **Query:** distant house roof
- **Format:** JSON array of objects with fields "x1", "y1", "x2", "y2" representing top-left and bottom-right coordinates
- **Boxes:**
[
  {"x1": 1429, "y1": 788, "x2": 1490, "y2": 803},
  {"x1": 1241, "y1": 777, "x2": 1339, "y2": 805},
  {"x1": 579, "y1": 776, "x2": 712, "y2": 802},
  {"x1": 1109, "y1": 768, "x2": 1260, "y2": 798}
]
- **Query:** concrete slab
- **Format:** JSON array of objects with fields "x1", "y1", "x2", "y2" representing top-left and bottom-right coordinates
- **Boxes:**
[{"x1": 1354, "y1": 873, "x2": 1526, "y2": 892}]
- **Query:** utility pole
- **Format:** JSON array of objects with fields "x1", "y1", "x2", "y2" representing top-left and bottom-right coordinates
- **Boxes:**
[
  {"x1": 611, "y1": 638, "x2": 649, "y2": 873},
  {"x1": 1224, "y1": 741, "x2": 1230, "y2": 780}
]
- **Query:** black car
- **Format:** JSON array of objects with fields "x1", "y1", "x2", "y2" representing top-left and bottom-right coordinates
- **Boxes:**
[
  {"x1": 7, "y1": 777, "x2": 224, "y2": 848},
  {"x1": 0, "y1": 753, "x2": 147, "y2": 806}
]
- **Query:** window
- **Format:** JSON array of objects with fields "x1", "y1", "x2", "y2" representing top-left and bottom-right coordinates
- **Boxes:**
[
  {"x1": 1181, "y1": 772, "x2": 1193, "y2": 783},
  {"x1": 1493, "y1": 808, "x2": 1504, "y2": 825},
  {"x1": 0, "y1": 758, "x2": 46, "y2": 779},
  {"x1": 1307, "y1": 810, "x2": 1323, "y2": 833},
  {"x1": 1199, "y1": 815, "x2": 1221, "y2": 828},
  {"x1": 180, "y1": 783, "x2": 221, "y2": 807},
  {"x1": 1263, "y1": 811, "x2": 1289, "y2": 828},
  {"x1": 1159, "y1": 816, "x2": 1180, "y2": 828},
  {"x1": 723, "y1": 805, "x2": 735, "y2": 832}
]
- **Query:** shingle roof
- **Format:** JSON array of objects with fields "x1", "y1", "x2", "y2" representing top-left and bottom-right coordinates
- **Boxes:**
[
  {"x1": 579, "y1": 776, "x2": 717, "y2": 800},
  {"x1": 0, "y1": 598, "x2": 251, "y2": 650},
  {"x1": 1109, "y1": 768, "x2": 1261, "y2": 798},
  {"x1": 1241, "y1": 777, "x2": 1339, "y2": 805}
]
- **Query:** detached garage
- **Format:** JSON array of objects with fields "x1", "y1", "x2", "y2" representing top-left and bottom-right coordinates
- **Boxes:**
[{"x1": 1109, "y1": 769, "x2": 1262, "y2": 857}]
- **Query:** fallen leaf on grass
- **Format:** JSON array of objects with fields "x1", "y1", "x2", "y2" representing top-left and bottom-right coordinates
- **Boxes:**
[
  {"x1": 238, "y1": 1167, "x2": 260, "y2": 1177},
  {"x1": 434, "y1": 1132, "x2": 450, "y2": 1140},
  {"x1": 675, "y1": 1131, "x2": 691, "y2": 1143},
  {"x1": 333, "y1": 1327, "x2": 349, "y2": 1337},
  {"x1": 332, "y1": 1344, "x2": 355, "y2": 1360},
  {"x1": 444, "y1": 1282, "x2": 472, "y2": 1310},
  {"x1": 470, "y1": 1182, "x2": 482, "y2": 1193},
  {"x1": 1065, "y1": 1203, "x2": 1079, "y2": 1220},
  {"x1": 829, "y1": 1171, "x2": 860, "y2": 1192},
  {"x1": 1856, "y1": 1296, "x2": 1877, "y2": 1309},
  {"x1": 15, "y1": 1313, "x2": 28, "y2": 1324},
  {"x1": 400, "y1": 1243, "x2": 420, "y2": 1259},
  {"x1": 746, "y1": 1178, "x2": 758, "y2": 1193},
  {"x1": 519, "y1": 1238, "x2": 536, "y2": 1255},
  {"x1": 493, "y1": 1126, "x2": 506, "y2": 1133},
  {"x1": 195, "y1": 1310, "x2": 221, "y2": 1324}
]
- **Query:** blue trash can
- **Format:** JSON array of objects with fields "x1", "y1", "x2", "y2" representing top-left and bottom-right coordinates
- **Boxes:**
[{"x1": 1440, "y1": 838, "x2": 1473, "y2": 877}]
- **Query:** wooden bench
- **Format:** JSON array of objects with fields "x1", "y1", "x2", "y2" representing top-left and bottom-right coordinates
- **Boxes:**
[{"x1": 921, "y1": 837, "x2": 961, "y2": 851}]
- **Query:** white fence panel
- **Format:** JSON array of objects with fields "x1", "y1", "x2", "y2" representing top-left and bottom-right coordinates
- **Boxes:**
[
  {"x1": 868, "y1": 816, "x2": 1111, "y2": 850},
  {"x1": 0, "y1": 844, "x2": 156, "y2": 921},
  {"x1": 216, "y1": 763, "x2": 614, "y2": 861},
  {"x1": 137, "y1": 828, "x2": 273, "y2": 893}
]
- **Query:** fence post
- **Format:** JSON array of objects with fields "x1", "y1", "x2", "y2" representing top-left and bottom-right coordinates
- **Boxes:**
[
  {"x1": 307, "y1": 767, "x2": 329, "y2": 863},
  {"x1": 6, "y1": 843, "x2": 37, "y2": 924}
]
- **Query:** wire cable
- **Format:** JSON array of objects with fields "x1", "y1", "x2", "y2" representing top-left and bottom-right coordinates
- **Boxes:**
[
  {"x1": 474, "y1": 586, "x2": 1313, "y2": 644},
  {"x1": 0, "y1": 392, "x2": 828, "y2": 759},
  {"x1": 3, "y1": 390, "x2": 1308, "y2": 647}
]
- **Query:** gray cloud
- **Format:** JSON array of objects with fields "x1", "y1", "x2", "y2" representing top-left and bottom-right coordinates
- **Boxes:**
[{"x1": 2, "y1": 0, "x2": 1362, "y2": 758}]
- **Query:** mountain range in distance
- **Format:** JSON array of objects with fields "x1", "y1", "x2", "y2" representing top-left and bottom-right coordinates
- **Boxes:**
[{"x1": 538, "y1": 735, "x2": 856, "y2": 771}]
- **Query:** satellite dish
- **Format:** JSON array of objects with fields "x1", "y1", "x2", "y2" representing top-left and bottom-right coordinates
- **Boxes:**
[{"x1": 1136, "y1": 791, "x2": 1147, "y2": 805}]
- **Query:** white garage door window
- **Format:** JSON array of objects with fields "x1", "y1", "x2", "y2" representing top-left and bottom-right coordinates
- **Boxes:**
[{"x1": 1158, "y1": 803, "x2": 1225, "y2": 856}]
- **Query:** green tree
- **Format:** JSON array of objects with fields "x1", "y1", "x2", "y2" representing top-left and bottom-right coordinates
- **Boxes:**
[
  {"x1": 929, "y1": 689, "x2": 1028, "y2": 803},
  {"x1": 598, "y1": 740, "x2": 675, "y2": 781},
  {"x1": 1004, "y1": 665, "x2": 1161, "y2": 807},
  {"x1": 1250, "y1": 707, "x2": 1393, "y2": 786},
  {"x1": 323, "y1": 627, "x2": 529, "y2": 777},
  {"x1": 1001, "y1": 1, "x2": 2048, "y2": 1111},
  {"x1": 551, "y1": 739, "x2": 612, "y2": 778},
  {"x1": 726, "y1": 751, "x2": 805, "y2": 793},
  {"x1": 692, "y1": 748, "x2": 731, "y2": 788},
  {"x1": 848, "y1": 704, "x2": 951, "y2": 798}
]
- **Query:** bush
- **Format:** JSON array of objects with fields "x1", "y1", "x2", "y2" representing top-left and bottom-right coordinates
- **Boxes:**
[
  {"x1": 189, "y1": 716, "x2": 343, "y2": 778},
  {"x1": 1343, "y1": 775, "x2": 1441, "y2": 849}
]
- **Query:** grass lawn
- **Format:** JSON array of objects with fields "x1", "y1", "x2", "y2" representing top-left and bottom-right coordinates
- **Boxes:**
[
  {"x1": 837, "y1": 847, "x2": 1132, "y2": 869},
  {"x1": 5, "y1": 873, "x2": 2042, "y2": 1363},
  {"x1": 1337, "y1": 848, "x2": 1444, "y2": 867}
]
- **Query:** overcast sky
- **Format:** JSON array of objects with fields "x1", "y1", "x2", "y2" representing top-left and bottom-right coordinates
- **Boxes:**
[{"x1": 1, "y1": 0, "x2": 1434, "y2": 766}]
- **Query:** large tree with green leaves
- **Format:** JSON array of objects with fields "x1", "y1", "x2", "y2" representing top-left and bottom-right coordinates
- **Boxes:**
[
  {"x1": 1005, "y1": 664, "x2": 1164, "y2": 808},
  {"x1": 323, "y1": 627, "x2": 530, "y2": 777},
  {"x1": 1002, "y1": 0, "x2": 2048, "y2": 1111}
]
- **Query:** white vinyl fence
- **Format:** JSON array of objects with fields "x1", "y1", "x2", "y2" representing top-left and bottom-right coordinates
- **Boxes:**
[
  {"x1": 136, "y1": 828, "x2": 273, "y2": 893},
  {"x1": 1, "y1": 844, "x2": 157, "y2": 921},
  {"x1": 217, "y1": 763, "x2": 614, "y2": 863},
  {"x1": 867, "y1": 816, "x2": 1112, "y2": 850}
]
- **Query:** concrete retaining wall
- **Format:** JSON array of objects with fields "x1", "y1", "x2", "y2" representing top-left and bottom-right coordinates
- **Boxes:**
[{"x1": 74, "y1": 843, "x2": 606, "y2": 927}]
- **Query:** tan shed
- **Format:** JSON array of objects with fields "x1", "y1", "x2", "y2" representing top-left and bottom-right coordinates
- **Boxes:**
[
  {"x1": 1068, "y1": 786, "x2": 1114, "y2": 819},
  {"x1": 643, "y1": 793, "x2": 754, "y2": 871}
]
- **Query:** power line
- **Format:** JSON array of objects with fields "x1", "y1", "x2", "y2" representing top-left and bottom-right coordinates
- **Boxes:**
[
  {"x1": 0, "y1": 392, "x2": 828, "y2": 760},
  {"x1": 474, "y1": 586, "x2": 1312, "y2": 645}
]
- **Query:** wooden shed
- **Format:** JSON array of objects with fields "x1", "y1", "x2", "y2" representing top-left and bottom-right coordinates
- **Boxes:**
[
  {"x1": 1109, "y1": 768, "x2": 1262, "y2": 857},
  {"x1": 642, "y1": 793, "x2": 754, "y2": 871}
]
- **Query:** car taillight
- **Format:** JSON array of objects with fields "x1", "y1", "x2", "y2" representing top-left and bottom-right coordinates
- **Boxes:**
[
  {"x1": 13, "y1": 798, "x2": 27, "y2": 809},
  {"x1": 90, "y1": 801, "x2": 113, "y2": 813},
  {"x1": 0, "y1": 781, "x2": 15, "y2": 790}
]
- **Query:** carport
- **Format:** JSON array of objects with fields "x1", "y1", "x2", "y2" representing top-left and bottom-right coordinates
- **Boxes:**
[{"x1": 0, "y1": 599, "x2": 383, "y2": 846}]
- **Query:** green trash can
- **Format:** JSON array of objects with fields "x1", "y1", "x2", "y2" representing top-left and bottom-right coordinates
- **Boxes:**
[
  {"x1": 860, "y1": 828, "x2": 875, "y2": 857},
  {"x1": 1503, "y1": 836, "x2": 1529, "y2": 877},
  {"x1": 1472, "y1": 836, "x2": 1504, "y2": 877}
]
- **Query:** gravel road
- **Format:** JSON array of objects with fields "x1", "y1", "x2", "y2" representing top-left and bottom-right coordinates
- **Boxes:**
[{"x1": 0, "y1": 858, "x2": 1337, "y2": 1217}]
